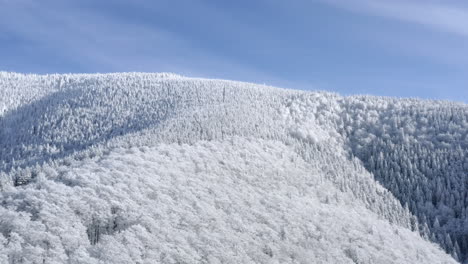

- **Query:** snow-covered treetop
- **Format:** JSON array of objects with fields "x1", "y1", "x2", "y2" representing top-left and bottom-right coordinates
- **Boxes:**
[{"x1": 0, "y1": 72, "x2": 465, "y2": 263}]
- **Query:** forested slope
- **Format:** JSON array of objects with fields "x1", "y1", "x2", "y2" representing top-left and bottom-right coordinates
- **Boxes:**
[
  {"x1": 340, "y1": 97, "x2": 468, "y2": 259},
  {"x1": 0, "y1": 72, "x2": 465, "y2": 263}
]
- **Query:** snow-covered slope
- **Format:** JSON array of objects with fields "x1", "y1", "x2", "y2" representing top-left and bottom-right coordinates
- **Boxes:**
[{"x1": 0, "y1": 72, "x2": 465, "y2": 263}]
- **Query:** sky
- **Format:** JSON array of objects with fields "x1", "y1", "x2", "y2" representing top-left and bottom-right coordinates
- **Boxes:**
[{"x1": 0, "y1": 0, "x2": 467, "y2": 102}]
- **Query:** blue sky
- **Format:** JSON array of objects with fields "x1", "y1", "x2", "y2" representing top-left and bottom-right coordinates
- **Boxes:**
[{"x1": 0, "y1": 0, "x2": 467, "y2": 102}]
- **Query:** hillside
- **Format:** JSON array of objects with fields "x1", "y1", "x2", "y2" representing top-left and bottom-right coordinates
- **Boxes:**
[{"x1": 0, "y1": 72, "x2": 466, "y2": 263}]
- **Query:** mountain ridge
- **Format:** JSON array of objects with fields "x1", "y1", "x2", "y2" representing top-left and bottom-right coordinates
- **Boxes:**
[{"x1": 0, "y1": 72, "x2": 466, "y2": 263}]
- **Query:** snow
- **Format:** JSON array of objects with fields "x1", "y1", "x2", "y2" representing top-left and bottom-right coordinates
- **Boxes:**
[
  {"x1": 0, "y1": 72, "x2": 465, "y2": 263},
  {"x1": 0, "y1": 139, "x2": 457, "y2": 263}
]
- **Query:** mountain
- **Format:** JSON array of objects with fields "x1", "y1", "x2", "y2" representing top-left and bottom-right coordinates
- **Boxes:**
[{"x1": 0, "y1": 72, "x2": 466, "y2": 263}]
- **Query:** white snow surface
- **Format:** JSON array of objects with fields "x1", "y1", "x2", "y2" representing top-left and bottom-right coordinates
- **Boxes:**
[{"x1": 0, "y1": 72, "x2": 465, "y2": 263}]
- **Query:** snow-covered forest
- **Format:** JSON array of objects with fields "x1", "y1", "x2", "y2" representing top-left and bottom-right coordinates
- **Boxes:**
[{"x1": 0, "y1": 72, "x2": 466, "y2": 263}]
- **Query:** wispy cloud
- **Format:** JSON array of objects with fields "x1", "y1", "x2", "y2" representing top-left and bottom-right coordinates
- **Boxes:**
[
  {"x1": 319, "y1": 0, "x2": 468, "y2": 37},
  {"x1": 0, "y1": 0, "x2": 178, "y2": 71},
  {"x1": 0, "y1": 0, "x2": 290, "y2": 86},
  {"x1": 0, "y1": 0, "x2": 466, "y2": 101}
]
